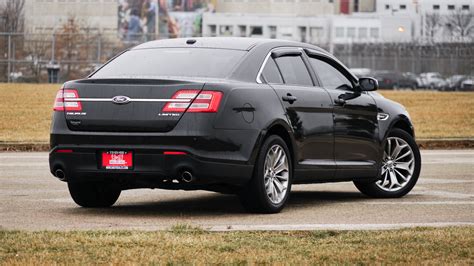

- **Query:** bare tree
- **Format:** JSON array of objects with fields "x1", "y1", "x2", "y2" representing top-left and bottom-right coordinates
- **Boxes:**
[
  {"x1": 56, "y1": 17, "x2": 83, "y2": 80},
  {"x1": 56, "y1": 17, "x2": 99, "y2": 80},
  {"x1": 0, "y1": 0, "x2": 25, "y2": 81},
  {"x1": 424, "y1": 12, "x2": 442, "y2": 42},
  {"x1": 445, "y1": 8, "x2": 474, "y2": 41},
  {"x1": 24, "y1": 35, "x2": 52, "y2": 82},
  {"x1": 0, "y1": 0, "x2": 25, "y2": 32}
]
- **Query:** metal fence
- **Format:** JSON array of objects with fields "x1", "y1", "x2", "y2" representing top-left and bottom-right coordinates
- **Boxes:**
[
  {"x1": 329, "y1": 42, "x2": 474, "y2": 76},
  {"x1": 0, "y1": 32, "x2": 139, "y2": 83},
  {"x1": 1, "y1": 32, "x2": 473, "y2": 83}
]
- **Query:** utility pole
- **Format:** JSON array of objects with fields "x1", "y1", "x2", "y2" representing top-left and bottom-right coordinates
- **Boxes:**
[
  {"x1": 7, "y1": 33, "x2": 11, "y2": 83},
  {"x1": 97, "y1": 34, "x2": 101, "y2": 63},
  {"x1": 51, "y1": 32, "x2": 55, "y2": 63}
]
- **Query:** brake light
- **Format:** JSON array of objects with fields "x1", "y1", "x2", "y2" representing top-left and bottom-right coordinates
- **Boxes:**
[
  {"x1": 53, "y1": 89, "x2": 82, "y2": 111},
  {"x1": 162, "y1": 90, "x2": 223, "y2": 113}
]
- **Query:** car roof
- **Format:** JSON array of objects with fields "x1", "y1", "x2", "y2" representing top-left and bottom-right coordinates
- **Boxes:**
[{"x1": 132, "y1": 37, "x2": 299, "y2": 51}]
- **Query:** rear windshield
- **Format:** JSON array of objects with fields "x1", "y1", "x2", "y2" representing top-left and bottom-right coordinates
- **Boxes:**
[{"x1": 91, "y1": 48, "x2": 246, "y2": 79}]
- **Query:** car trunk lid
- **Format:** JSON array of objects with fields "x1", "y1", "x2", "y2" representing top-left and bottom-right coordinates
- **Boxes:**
[{"x1": 63, "y1": 79, "x2": 204, "y2": 132}]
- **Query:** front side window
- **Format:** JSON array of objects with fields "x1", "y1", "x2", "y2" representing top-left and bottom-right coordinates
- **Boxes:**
[
  {"x1": 92, "y1": 48, "x2": 246, "y2": 79},
  {"x1": 274, "y1": 55, "x2": 313, "y2": 86},
  {"x1": 309, "y1": 57, "x2": 352, "y2": 90},
  {"x1": 262, "y1": 57, "x2": 283, "y2": 84}
]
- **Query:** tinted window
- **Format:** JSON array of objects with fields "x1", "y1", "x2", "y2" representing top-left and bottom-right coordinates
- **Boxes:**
[
  {"x1": 274, "y1": 56, "x2": 313, "y2": 86},
  {"x1": 262, "y1": 58, "x2": 283, "y2": 84},
  {"x1": 92, "y1": 48, "x2": 246, "y2": 79},
  {"x1": 309, "y1": 58, "x2": 352, "y2": 90}
]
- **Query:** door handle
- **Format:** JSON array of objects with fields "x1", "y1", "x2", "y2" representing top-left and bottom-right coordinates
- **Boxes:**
[
  {"x1": 282, "y1": 93, "x2": 297, "y2": 104},
  {"x1": 334, "y1": 98, "x2": 346, "y2": 106}
]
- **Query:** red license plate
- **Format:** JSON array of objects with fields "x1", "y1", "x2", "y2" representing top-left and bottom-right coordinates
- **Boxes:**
[{"x1": 102, "y1": 151, "x2": 133, "y2": 170}]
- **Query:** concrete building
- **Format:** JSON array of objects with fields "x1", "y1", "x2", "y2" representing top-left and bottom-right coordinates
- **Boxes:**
[
  {"x1": 202, "y1": 12, "x2": 415, "y2": 44},
  {"x1": 375, "y1": 0, "x2": 473, "y2": 42},
  {"x1": 23, "y1": 0, "x2": 117, "y2": 34},
  {"x1": 214, "y1": 0, "x2": 376, "y2": 15},
  {"x1": 340, "y1": 0, "x2": 376, "y2": 14},
  {"x1": 376, "y1": 0, "x2": 472, "y2": 15},
  {"x1": 204, "y1": 0, "x2": 472, "y2": 43},
  {"x1": 203, "y1": 13, "x2": 330, "y2": 42},
  {"x1": 215, "y1": 0, "x2": 341, "y2": 16}
]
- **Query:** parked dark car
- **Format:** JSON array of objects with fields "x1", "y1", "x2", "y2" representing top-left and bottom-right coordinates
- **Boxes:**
[
  {"x1": 50, "y1": 38, "x2": 421, "y2": 213},
  {"x1": 372, "y1": 71, "x2": 418, "y2": 90},
  {"x1": 446, "y1": 75, "x2": 473, "y2": 91}
]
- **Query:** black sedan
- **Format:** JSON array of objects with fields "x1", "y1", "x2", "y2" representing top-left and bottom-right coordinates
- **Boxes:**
[{"x1": 49, "y1": 38, "x2": 421, "y2": 213}]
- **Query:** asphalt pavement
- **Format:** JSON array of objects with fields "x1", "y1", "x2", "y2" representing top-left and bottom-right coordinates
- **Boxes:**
[{"x1": 0, "y1": 150, "x2": 472, "y2": 231}]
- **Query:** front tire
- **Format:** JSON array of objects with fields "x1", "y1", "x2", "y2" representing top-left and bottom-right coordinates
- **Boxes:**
[
  {"x1": 239, "y1": 135, "x2": 292, "y2": 213},
  {"x1": 354, "y1": 128, "x2": 421, "y2": 198},
  {"x1": 68, "y1": 181, "x2": 121, "y2": 208}
]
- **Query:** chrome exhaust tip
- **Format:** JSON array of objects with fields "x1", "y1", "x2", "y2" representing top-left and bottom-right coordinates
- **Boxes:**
[
  {"x1": 181, "y1": 171, "x2": 194, "y2": 183},
  {"x1": 55, "y1": 169, "x2": 66, "y2": 181}
]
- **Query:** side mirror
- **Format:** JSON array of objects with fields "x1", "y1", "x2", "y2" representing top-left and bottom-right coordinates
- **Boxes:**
[{"x1": 359, "y1": 77, "x2": 378, "y2": 91}]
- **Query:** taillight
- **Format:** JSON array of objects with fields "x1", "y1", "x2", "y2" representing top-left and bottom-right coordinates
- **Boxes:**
[
  {"x1": 163, "y1": 90, "x2": 223, "y2": 113},
  {"x1": 53, "y1": 89, "x2": 82, "y2": 111}
]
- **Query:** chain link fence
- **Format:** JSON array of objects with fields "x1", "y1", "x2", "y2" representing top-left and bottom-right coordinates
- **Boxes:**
[
  {"x1": 1, "y1": 32, "x2": 473, "y2": 83},
  {"x1": 0, "y1": 32, "x2": 139, "y2": 83},
  {"x1": 329, "y1": 42, "x2": 474, "y2": 76}
]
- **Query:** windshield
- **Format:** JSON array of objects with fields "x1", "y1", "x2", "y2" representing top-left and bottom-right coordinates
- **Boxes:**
[{"x1": 92, "y1": 48, "x2": 246, "y2": 79}]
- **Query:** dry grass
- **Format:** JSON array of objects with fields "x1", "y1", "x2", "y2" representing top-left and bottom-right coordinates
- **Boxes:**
[
  {"x1": 0, "y1": 83, "x2": 472, "y2": 142},
  {"x1": 0, "y1": 227, "x2": 472, "y2": 264},
  {"x1": 0, "y1": 83, "x2": 59, "y2": 142},
  {"x1": 380, "y1": 90, "x2": 474, "y2": 139}
]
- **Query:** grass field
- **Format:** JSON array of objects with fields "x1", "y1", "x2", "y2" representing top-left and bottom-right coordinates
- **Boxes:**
[
  {"x1": 0, "y1": 83, "x2": 473, "y2": 142},
  {"x1": 0, "y1": 226, "x2": 473, "y2": 264}
]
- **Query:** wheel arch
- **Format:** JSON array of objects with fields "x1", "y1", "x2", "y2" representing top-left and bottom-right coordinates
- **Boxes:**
[
  {"x1": 250, "y1": 119, "x2": 296, "y2": 167},
  {"x1": 386, "y1": 115, "x2": 415, "y2": 139}
]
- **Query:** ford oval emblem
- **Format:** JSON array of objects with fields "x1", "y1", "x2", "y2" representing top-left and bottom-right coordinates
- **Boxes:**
[{"x1": 112, "y1": 96, "x2": 131, "y2": 105}]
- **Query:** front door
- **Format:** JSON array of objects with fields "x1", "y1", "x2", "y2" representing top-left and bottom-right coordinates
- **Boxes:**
[{"x1": 306, "y1": 54, "x2": 379, "y2": 179}]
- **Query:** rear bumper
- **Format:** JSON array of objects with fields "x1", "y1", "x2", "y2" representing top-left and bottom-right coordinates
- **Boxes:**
[
  {"x1": 49, "y1": 110, "x2": 261, "y2": 189},
  {"x1": 49, "y1": 146, "x2": 254, "y2": 188}
]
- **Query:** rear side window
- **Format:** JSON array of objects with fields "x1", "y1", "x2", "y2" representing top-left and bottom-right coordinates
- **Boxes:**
[
  {"x1": 309, "y1": 57, "x2": 353, "y2": 90},
  {"x1": 274, "y1": 55, "x2": 313, "y2": 86},
  {"x1": 262, "y1": 58, "x2": 283, "y2": 84},
  {"x1": 92, "y1": 48, "x2": 246, "y2": 79}
]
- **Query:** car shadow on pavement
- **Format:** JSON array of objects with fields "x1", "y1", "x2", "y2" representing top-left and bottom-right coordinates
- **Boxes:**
[{"x1": 63, "y1": 190, "x2": 367, "y2": 217}]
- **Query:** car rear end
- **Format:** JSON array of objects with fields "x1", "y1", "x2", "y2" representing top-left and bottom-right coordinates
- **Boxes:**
[{"x1": 49, "y1": 46, "x2": 257, "y2": 190}]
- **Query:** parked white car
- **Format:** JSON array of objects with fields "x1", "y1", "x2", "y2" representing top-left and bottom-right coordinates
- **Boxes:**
[
  {"x1": 460, "y1": 77, "x2": 473, "y2": 91},
  {"x1": 419, "y1": 72, "x2": 448, "y2": 90}
]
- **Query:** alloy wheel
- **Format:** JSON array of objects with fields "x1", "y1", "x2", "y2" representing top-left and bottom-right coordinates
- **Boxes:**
[
  {"x1": 376, "y1": 137, "x2": 415, "y2": 192},
  {"x1": 264, "y1": 144, "x2": 290, "y2": 204}
]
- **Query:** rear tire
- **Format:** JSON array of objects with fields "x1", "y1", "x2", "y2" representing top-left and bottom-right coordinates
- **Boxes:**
[
  {"x1": 354, "y1": 128, "x2": 421, "y2": 198},
  {"x1": 239, "y1": 135, "x2": 292, "y2": 213},
  {"x1": 68, "y1": 181, "x2": 121, "y2": 208}
]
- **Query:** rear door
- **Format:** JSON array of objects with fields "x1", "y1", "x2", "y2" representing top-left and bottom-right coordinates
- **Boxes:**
[
  {"x1": 63, "y1": 79, "x2": 204, "y2": 132},
  {"x1": 262, "y1": 48, "x2": 335, "y2": 180},
  {"x1": 306, "y1": 52, "x2": 379, "y2": 179}
]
